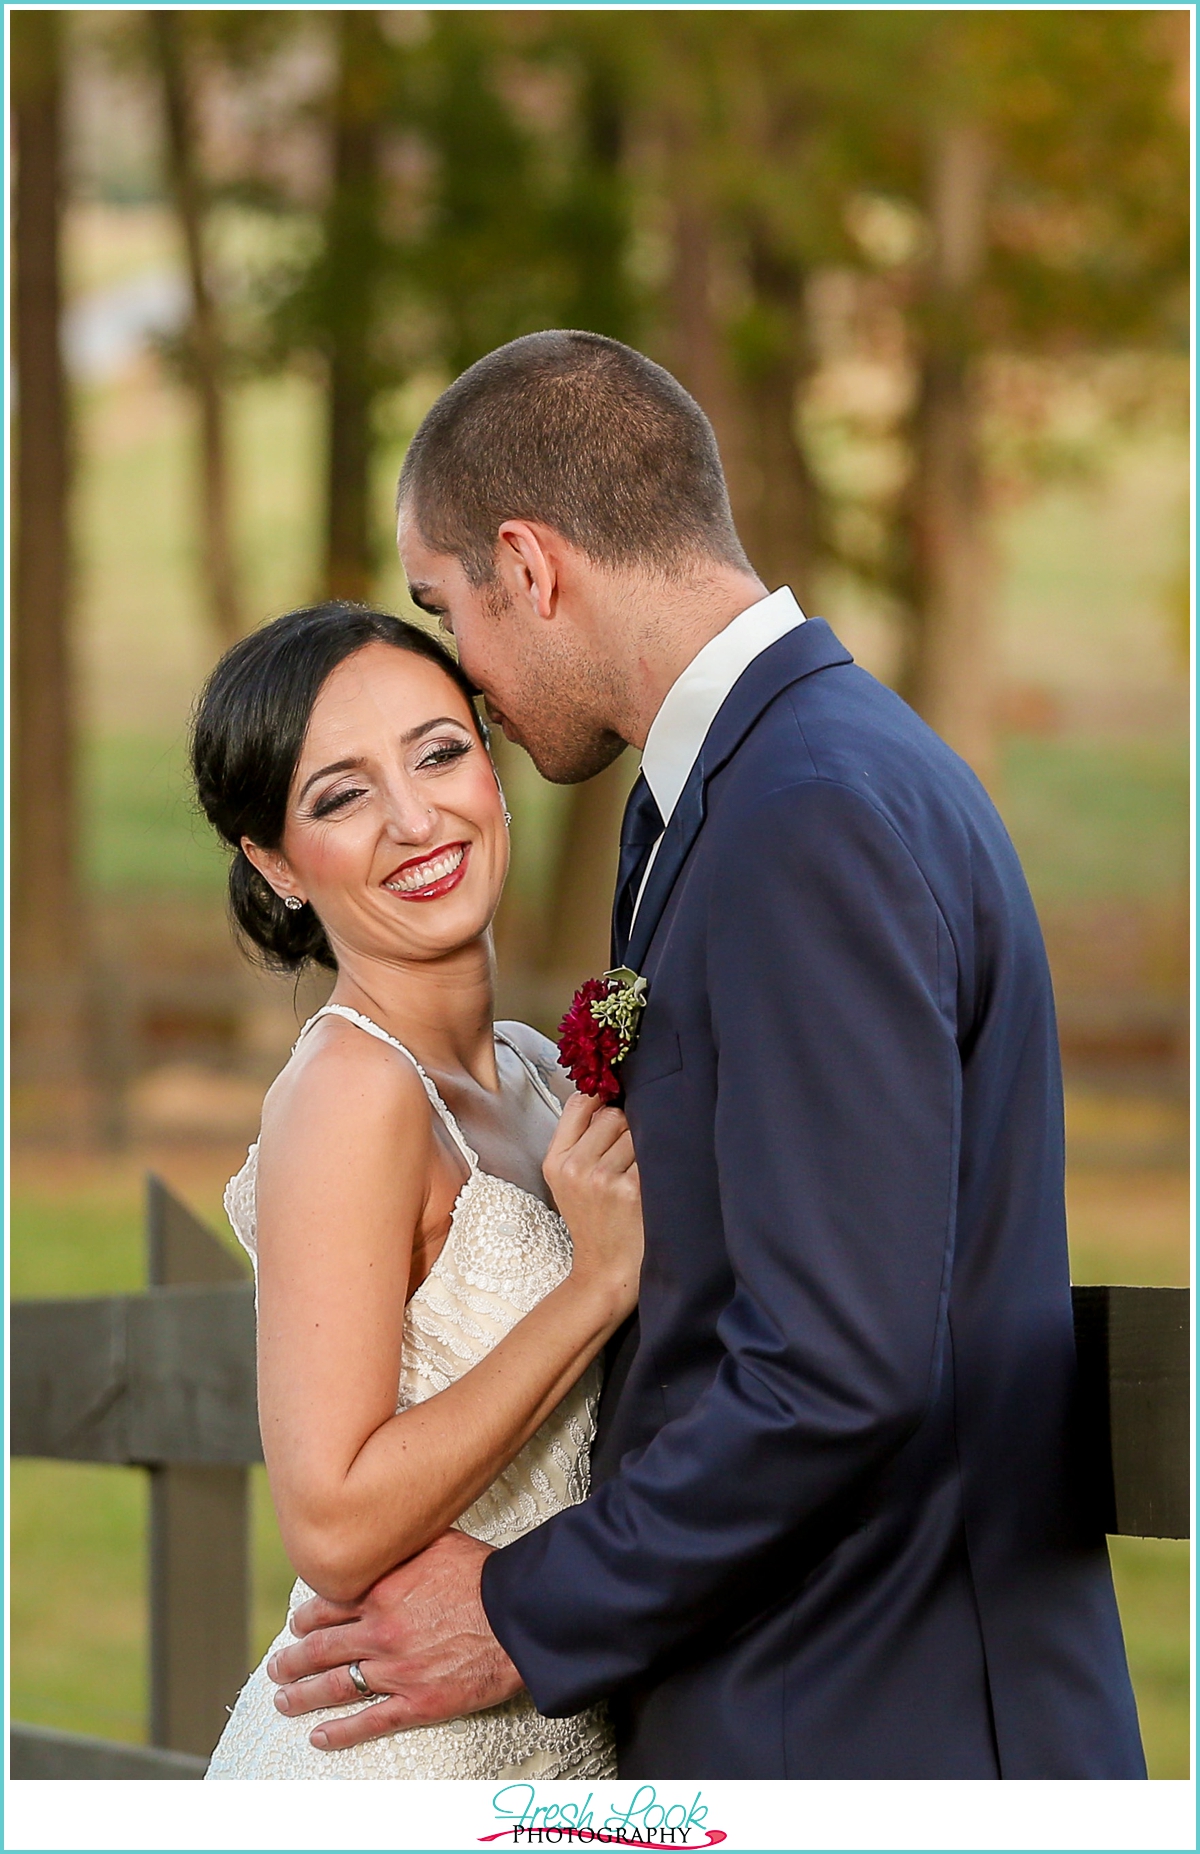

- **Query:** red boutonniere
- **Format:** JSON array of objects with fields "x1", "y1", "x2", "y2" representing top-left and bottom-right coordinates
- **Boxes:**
[{"x1": 556, "y1": 967, "x2": 649, "y2": 1102}]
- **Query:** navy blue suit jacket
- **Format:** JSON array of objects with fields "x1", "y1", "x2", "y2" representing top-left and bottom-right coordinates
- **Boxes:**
[{"x1": 481, "y1": 621, "x2": 1144, "y2": 1778}]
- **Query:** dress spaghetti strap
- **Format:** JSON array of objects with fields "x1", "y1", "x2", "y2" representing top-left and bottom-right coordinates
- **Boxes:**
[
  {"x1": 494, "y1": 1027, "x2": 565, "y2": 1118},
  {"x1": 297, "y1": 1004, "x2": 479, "y2": 1169}
]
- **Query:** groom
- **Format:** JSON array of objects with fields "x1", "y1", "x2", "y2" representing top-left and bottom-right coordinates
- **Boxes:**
[{"x1": 268, "y1": 331, "x2": 1144, "y2": 1777}]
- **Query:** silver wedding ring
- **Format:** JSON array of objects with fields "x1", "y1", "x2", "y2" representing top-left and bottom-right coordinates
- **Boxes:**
[{"x1": 347, "y1": 1660, "x2": 375, "y2": 1699}]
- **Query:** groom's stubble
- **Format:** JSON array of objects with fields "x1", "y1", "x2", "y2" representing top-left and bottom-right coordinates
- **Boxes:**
[
  {"x1": 477, "y1": 575, "x2": 629, "y2": 786},
  {"x1": 400, "y1": 503, "x2": 632, "y2": 785}
]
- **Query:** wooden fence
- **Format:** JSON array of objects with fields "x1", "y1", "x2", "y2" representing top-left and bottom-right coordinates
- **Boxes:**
[
  {"x1": 9, "y1": 1177, "x2": 1191, "y2": 1779},
  {"x1": 12, "y1": 1178, "x2": 254, "y2": 1779}
]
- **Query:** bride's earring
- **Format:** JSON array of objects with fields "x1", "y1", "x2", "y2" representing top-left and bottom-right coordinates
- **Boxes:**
[
  {"x1": 495, "y1": 779, "x2": 512, "y2": 827},
  {"x1": 283, "y1": 895, "x2": 304, "y2": 911}
]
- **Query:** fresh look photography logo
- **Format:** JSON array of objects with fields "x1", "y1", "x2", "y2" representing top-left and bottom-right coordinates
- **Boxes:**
[{"x1": 479, "y1": 1784, "x2": 727, "y2": 1848}]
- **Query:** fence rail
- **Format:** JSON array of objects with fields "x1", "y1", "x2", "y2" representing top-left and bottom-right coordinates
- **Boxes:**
[
  {"x1": 12, "y1": 1283, "x2": 259, "y2": 1464},
  {"x1": 9, "y1": 1177, "x2": 1191, "y2": 1777},
  {"x1": 10, "y1": 1722, "x2": 208, "y2": 1781},
  {"x1": 1072, "y1": 1283, "x2": 1190, "y2": 1539}
]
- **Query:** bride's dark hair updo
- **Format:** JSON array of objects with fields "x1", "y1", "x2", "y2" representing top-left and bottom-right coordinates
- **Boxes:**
[{"x1": 190, "y1": 601, "x2": 486, "y2": 973}]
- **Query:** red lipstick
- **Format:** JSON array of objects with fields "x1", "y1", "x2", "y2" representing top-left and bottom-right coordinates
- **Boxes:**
[{"x1": 381, "y1": 842, "x2": 470, "y2": 902}]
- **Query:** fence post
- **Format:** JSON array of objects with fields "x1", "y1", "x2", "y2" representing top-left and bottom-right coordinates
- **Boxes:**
[{"x1": 147, "y1": 1174, "x2": 251, "y2": 1758}]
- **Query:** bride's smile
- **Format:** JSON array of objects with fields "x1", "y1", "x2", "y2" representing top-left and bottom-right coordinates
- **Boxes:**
[{"x1": 382, "y1": 842, "x2": 469, "y2": 899}]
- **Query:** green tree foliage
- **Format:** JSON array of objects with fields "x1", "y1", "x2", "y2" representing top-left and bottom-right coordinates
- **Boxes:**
[
  {"x1": 226, "y1": 12, "x2": 640, "y2": 594},
  {"x1": 411, "y1": 13, "x2": 560, "y2": 373}
]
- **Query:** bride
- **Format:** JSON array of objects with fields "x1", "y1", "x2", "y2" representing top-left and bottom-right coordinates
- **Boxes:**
[{"x1": 191, "y1": 601, "x2": 637, "y2": 1779}]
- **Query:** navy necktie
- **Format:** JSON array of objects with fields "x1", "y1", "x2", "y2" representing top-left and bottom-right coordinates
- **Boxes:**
[{"x1": 611, "y1": 773, "x2": 664, "y2": 968}]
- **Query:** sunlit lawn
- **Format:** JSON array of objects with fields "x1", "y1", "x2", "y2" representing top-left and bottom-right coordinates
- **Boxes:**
[
  {"x1": 9, "y1": 1130, "x2": 1191, "y2": 1775},
  {"x1": 1002, "y1": 737, "x2": 1189, "y2": 904}
]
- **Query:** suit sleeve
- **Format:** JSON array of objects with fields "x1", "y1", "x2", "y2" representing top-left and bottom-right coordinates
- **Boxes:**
[{"x1": 481, "y1": 777, "x2": 961, "y2": 1713}]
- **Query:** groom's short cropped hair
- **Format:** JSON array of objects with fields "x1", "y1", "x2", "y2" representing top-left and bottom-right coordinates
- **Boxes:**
[{"x1": 397, "y1": 330, "x2": 751, "y2": 586}]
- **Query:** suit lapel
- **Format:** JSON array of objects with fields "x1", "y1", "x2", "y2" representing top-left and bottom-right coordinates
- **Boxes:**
[{"x1": 624, "y1": 618, "x2": 852, "y2": 974}]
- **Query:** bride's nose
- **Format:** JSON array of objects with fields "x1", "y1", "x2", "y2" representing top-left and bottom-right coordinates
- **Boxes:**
[{"x1": 380, "y1": 776, "x2": 439, "y2": 845}]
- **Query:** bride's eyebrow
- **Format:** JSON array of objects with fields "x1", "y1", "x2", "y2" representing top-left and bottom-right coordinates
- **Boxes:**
[
  {"x1": 298, "y1": 757, "x2": 361, "y2": 801},
  {"x1": 404, "y1": 715, "x2": 468, "y2": 744}
]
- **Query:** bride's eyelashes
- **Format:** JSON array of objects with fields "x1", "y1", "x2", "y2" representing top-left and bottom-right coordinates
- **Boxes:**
[
  {"x1": 304, "y1": 737, "x2": 475, "y2": 821},
  {"x1": 309, "y1": 783, "x2": 367, "y2": 820},
  {"x1": 414, "y1": 736, "x2": 473, "y2": 773}
]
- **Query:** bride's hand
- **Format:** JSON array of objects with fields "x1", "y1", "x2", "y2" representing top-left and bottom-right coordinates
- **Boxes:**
[{"x1": 543, "y1": 1093, "x2": 643, "y2": 1317}]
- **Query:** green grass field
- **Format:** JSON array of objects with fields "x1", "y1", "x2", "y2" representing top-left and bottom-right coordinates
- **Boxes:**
[
  {"x1": 10, "y1": 1150, "x2": 1191, "y2": 1775},
  {"x1": 1002, "y1": 737, "x2": 1189, "y2": 904}
]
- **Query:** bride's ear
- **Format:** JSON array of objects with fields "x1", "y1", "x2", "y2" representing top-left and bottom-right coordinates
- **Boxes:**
[{"x1": 240, "y1": 837, "x2": 304, "y2": 908}]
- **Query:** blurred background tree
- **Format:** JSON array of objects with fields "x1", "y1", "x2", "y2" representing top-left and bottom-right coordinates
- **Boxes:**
[
  {"x1": 10, "y1": 6, "x2": 1190, "y2": 1775},
  {"x1": 150, "y1": 8, "x2": 243, "y2": 644},
  {"x1": 12, "y1": 11, "x2": 87, "y2": 1122}
]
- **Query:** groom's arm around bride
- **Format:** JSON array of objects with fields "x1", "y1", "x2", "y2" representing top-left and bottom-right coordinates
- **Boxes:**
[{"x1": 271, "y1": 331, "x2": 1144, "y2": 1780}]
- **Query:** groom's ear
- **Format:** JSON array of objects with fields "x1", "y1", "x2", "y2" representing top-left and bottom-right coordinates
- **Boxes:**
[{"x1": 495, "y1": 520, "x2": 562, "y2": 622}]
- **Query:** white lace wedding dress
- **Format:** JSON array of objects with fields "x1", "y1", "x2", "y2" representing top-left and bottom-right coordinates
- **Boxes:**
[{"x1": 206, "y1": 1004, "x2": 615, "y2": 1780}]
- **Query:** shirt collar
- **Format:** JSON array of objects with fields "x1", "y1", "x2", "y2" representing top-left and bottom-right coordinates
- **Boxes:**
[{"x1": 639, "y1": 586, "x2": 807, "y2": 827}]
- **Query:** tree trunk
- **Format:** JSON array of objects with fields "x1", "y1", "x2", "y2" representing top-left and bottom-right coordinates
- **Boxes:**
[
  {"x1": 734, "y1": 228, "x2": 819, "y2": 601},
  {"x1": 903, "y1": 123, "x2": 995, "y2": 785},
  {"x1": 323, "y1": 12, "x2": 385, "y2": 603},
  {"x1": 659, "y1": 89, "x2": 748, "y2": 519},
  {"x1": 151, "y1": 11, "x2": 241, "y2": 648},
  {"x1": 12, "y1": 11, "x2": 85, "y2": 1097},
  {"x1": 559, "y1": 43, "x2": 634, "y2": 341}
]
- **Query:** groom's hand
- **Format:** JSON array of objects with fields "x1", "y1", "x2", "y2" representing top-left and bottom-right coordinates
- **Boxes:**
[{"x1": 267, "y1": 1529, "x2": 524, "y2": 1751}]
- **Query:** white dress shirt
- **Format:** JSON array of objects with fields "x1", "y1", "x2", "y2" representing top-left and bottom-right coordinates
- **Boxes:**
[{"x1": 630, "y1": 586, "x2": 807, "y2": 928}]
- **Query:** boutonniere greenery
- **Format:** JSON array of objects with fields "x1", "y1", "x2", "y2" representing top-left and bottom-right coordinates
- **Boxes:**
[{"x1": 556, "y1": 967, "x2": 649, "y2": 1102}]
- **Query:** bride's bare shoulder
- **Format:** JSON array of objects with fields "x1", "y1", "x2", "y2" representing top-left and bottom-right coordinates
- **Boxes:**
[
  {"x1": 260, "y1": 1011, "x2": 431, "y2": 1146},
  {"x1": 495, "y1": 1019, "x2": 574, "y2": 1106}
]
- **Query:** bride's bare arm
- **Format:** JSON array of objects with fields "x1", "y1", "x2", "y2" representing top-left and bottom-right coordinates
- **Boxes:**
[{"x1": 254, "y1": 1027, "x2": 640, "y2": 1604}]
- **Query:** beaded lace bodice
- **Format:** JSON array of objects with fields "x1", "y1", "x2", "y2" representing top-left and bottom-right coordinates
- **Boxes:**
[{"x1": 206, "y1": 1004, "x2": 613, "y2": 1781}]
